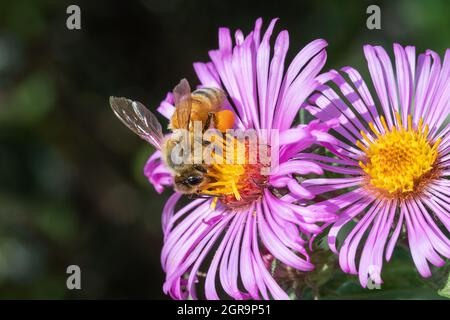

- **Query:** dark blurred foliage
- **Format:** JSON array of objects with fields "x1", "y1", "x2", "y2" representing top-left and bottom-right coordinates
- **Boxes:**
[{"x1": 0, "y1": 0, "x2": 448, "y2": 299}]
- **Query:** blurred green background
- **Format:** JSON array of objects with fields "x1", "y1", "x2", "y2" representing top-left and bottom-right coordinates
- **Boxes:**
[{"x1": 0, "y1": 0, "x2": 449, "y2": 299}]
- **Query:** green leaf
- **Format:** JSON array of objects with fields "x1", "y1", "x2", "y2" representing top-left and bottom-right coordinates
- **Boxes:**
[{"x1": 438, "y1": 272, "x2": 450, "y2": 299}]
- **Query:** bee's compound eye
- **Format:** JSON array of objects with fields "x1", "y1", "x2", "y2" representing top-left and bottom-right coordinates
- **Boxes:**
[{"x1": 186, "y1": 176, "x2": 203, "y2": 185}]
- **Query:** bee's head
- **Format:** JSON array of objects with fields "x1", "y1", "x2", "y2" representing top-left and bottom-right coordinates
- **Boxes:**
[{"x1": 173, "y1": 165, "x2": 209, "y2": 194}]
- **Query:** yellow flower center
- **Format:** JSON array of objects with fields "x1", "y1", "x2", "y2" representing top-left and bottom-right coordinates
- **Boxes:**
[
  {"x1": 199, "y1": 137, "x2": 268, "y2": 209},
  {"x1": 357, "y1": 112, "x2": 441, "y2": 195}
]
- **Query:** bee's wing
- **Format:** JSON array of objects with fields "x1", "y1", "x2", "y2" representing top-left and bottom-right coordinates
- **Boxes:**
[
  {"x1": 173, "y1": 78, "x2": 192, "y2": 130},
  {"x1": 109, "y1": 96, "x2": 164, "y2": 149}
]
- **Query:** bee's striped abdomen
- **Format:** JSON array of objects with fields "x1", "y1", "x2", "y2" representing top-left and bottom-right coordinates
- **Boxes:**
[{"x1": 192, "y1": 87, "x2": 225, "y2": 109}]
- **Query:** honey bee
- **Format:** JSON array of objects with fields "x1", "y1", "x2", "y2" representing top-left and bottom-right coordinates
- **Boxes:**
[{"x1": 109, "y1": 79, "x2": 235, "y2": 194}]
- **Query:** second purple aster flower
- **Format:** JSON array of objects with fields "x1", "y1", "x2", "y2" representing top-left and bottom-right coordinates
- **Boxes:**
[{"x1": 305, "y1": 44, "x2": 450, "y2": 288}]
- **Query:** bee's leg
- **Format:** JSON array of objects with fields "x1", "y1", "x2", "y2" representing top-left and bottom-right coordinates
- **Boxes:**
[
  {"x1": 203, "y1": 112, "x2": 215, "y2": 132},
  {"x1": 250, "y1": 176, "x2": 268, "y2": 188},
  {"x1": 201, "y1": 112, "x2": 215, "y2": 148}
]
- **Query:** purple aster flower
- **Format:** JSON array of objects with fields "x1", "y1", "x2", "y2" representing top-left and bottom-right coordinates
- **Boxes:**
[
  {"x1": 304, "y1": 44, "x2": 450, "y2": 287},
  {"x1": 144, "y1": 18, "x2": 337, "y2": 299}
]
